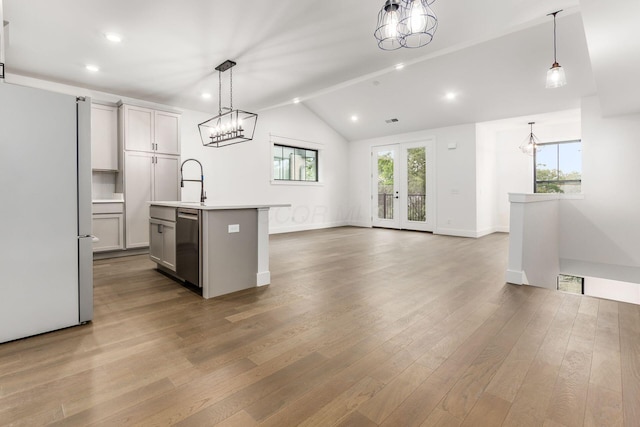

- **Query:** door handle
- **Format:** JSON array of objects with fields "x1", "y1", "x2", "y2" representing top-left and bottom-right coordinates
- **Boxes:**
[{"x1": 157, "y1": 224, "x2": 163, "y2": 233}]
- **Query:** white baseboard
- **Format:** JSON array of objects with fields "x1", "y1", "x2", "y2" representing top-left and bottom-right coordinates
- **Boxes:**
[
  {"x1": 434, "y1": 227, "x2": 478, "y2": 238},
  {"x1": 506, "y1": 269, "x2": 527, "y2": 285},
  {"x1": 257, "y1": 271, "x2": 270, "y2": 286},
  {"x1": 269, "y1": 220, "x2": 349, "y2": 234},
  {"x1": 346, "y1": 220, "x2": 372, "y2": 228}
]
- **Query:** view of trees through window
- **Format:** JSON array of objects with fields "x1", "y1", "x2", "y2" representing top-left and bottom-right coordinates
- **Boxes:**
[
  {"x1": 273, "y1": 144, "x2": 318, "y2": 182},
  {"x1": 377, "y1": 147, "x2": 426, "y2": 222},
  {"x1": 535, "y1": 140, "x2": 582, "y2": 193}
]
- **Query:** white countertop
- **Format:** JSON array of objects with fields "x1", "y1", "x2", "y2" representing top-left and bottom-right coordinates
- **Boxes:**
[{"x1": 149, "y1": 201, "x2": 291, "y2": 210}]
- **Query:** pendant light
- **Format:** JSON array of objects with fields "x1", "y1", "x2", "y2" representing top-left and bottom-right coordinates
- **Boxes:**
[
  {"x1": 374, "y1": 0, "x2": 438, "y2": 50},
  {"x1": 374, "y1": 0, "x2": 403, "y2": 50},
  {"x1": 198, "y1": 60, "x2": 258, "y2": 148},
  {"x1": 545, "y1": 10, "x2": 567, "y2": 88},
  {"x1": 520, "y1": 122, "x2": 542, "y2": 156},
  {"x1": 397, "y1": 0, "x2": 438, "y2": 48}
]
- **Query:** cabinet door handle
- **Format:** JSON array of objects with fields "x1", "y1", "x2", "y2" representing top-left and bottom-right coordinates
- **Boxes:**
[{"x1": 157, "y1": 224, "x2": 163, "y2": 234}]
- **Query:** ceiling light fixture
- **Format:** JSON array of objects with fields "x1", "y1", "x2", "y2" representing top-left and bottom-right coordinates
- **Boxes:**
[
  {"x1": 198, "y1": 60, "x2": 258, "y2": 148},
  {"x1": 85, "y1": 64, "x2": 99, "y2": 72},
  {"x1": 201, "y1": 93, "x2": 211, "y2": 99},
  {"x1": 545, "y1": 10, "x2": 566, "y2": 88},
  {"x1": 445, "y1": 92, "x2": 456, "y2": 100},
  {"x1": 104, "y1": 33, "x2": 122, "y2": 43},
  {"x1": 374, "y1": 0, "x2": 438, "y2": 51},
  {"x1": 293, "y1": 97, "x2": 301, "y2": 104},
  {"x1": 520, "y1": 122, "x2": 542, "y2": 156},
  {"x1": 351, "y1": 115, "x2": 359, "y2": 122},
  {"x1": 395, "y1": 63, "x2": 405, "y2": 70}
]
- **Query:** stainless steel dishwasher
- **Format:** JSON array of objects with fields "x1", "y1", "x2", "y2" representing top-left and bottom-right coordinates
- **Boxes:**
[{"x1": 176, "y1": 208, "x2": 201, "y2": 287}]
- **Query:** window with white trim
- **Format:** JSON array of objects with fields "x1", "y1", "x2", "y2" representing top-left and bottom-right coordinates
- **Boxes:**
[
  {"x1": 273, "y1": 144, "x2": 318, "y2": 182},
  {"x1": 534, "y1": 140, "x2": 582, "y2": 193}
]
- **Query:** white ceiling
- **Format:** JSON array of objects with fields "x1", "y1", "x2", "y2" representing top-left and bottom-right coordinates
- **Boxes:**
[{"x1": 1, "y1": 0, "x2": 633, "y2": 141}]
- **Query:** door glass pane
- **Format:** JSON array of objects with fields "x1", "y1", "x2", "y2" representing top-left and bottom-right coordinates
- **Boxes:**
[
  {"x1": 377, "y1": 151, "x2": 394, "y2": 219},
  {"x1": 558, "y1": 142, "x2": 582, "y2": 193},
  {"x1": 406, "y1": 147, "x2": 426, "y2": 222}
]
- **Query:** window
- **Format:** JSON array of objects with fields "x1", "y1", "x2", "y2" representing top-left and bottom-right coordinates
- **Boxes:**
[
  {"x1": 557, "y1": 274, "x2": 584, "y2": 294},
  {"x1": 534, "y1": 140, "x2": 581, "y2": 193},
  {"x1": 273, "y1": 144, "x2": 318, "y2": 182}
]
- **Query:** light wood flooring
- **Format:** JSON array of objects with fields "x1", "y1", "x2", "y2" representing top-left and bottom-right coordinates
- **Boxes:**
[{"x1": 1, "y1": 227, "x2": 639, "y2": 426}]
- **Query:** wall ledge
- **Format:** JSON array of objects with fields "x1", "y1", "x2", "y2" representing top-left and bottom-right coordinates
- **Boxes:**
[{"x1": 509, "y1": 193, "x2": 559, "y2": 203}]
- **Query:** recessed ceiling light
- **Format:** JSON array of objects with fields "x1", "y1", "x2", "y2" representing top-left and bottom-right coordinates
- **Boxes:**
[
  {"x1": 351, "y1": 115, "x2": 358, "y2": 122},
  {"x1": 293, "y1": 97, "x2": 301, "y2": 104},
  {"x1": 104, "y1": 33, "x2": 122, "y2": 43},
  {"x1": 85, "y1": 64, "x2": 100, "y2": 72},
  {"x1": 445, "y1": 92, "x2": 457, "y2": 100},
  {"x1": 201, "y1": 93, "x2": 212, "y2": 99},
  {"x1": 395, "y1": 63, "x2": 405, "y2": 70}
]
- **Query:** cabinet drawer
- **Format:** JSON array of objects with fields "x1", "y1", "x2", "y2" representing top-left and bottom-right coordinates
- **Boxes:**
[
  {"x1": 150, "y1": 205, "x2": 176, "y2": 222},
  {"x1": 93, "y1": 202, "x2": 124, "y2": 214}
]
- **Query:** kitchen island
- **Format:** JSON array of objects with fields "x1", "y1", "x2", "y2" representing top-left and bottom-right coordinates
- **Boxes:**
[{"x1": 148, "y1": 202, "x2": 289, "y2": 299}]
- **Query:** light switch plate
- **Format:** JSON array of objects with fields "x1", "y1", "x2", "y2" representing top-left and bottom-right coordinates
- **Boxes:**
[{"x1": 228, "y1": 224, "x2": 240, "y2": 233}]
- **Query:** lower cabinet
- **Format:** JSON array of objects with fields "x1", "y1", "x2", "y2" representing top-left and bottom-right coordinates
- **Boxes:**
[
  {"x1": 92, "y1": 202, "x2": 124, "y2": 252},
  {"x1": 149, "y1": 218, "x2": 176, "y2": 271}
]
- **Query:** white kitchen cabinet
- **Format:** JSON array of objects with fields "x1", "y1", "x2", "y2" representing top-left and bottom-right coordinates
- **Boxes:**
[
  {"x1": 124, "y1": 151, "x2": 179, "y2": 248},
  {"x1": 149, "y1": 218, "x2": 176, "y2": 271},
  {"x1": 91, "y1": 103, "x2": 118, "y2": 170},
  {"x1": 120, "y1": 104, "x2": 180, "y2": 155},
  {"x1": 92, "y1": 202, "x2": 124, "y2": 252}
]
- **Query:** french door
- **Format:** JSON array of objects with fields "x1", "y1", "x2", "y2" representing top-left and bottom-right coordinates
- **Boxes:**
[{"x1": 371, "y1": 140, "x2": 435, "y2": 231}]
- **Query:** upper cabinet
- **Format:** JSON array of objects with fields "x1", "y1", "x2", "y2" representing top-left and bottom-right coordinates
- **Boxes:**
[
  {"x1": 120, "y1": 104, "x2": 181, "y2": 155},
  {"x1": 91, "y1": 103, "x2": 118, "y2": 171}
]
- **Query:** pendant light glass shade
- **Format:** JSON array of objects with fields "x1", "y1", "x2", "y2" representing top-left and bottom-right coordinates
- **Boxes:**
[
  {"x1": 546, "y1": 10, "x2": 566, "y2": 88},
  {"x1": 520, "y1": 122, "x2": 542, "y2": 156},
  {"x1": 374, "y1": 0, "x2": 437, "y2": 50},
  {"x1": 546, "y1": 63, "x2": 567, "y2": 88}
]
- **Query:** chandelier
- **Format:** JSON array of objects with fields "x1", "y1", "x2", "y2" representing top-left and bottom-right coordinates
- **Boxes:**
[
  {"x1": 374, "y1": 0, "x2": 438, "y2": 50},
  {"x1": 198, "y1": 60, "x2": 258, "y2": 148},
  {"x1": 545, "y1": 10, "x2": 567, "y2": 88},
  {"x1": 519, "y1": 122, "x2": 542, "y2": 156}
]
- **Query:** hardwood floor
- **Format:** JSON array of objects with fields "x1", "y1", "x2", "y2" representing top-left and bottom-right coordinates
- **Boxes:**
[{"x1": 1, "y1": 227, "x2": 638, "y2": 426}]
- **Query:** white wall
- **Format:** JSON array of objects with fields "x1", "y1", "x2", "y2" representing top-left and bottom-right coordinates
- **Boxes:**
[
  {"x1": 559, "y1": 96, "x2": 640, "y2": 282},
  {"x1": 7, "y1": 73, "x2": 350, "y2": 234},
  {"x1": 348, "y1": 123, "x2": 478, "y2": 237},
  {"x1": 181, "y1": 103, "x2": 350, "y2": 233},
  {"x1": 489, "y1": 117, "x2": 581, "y2": 231},
  {"x1": 475, "y1": 124, "x2": 498, "y2": 236},
  {"x1": 506, "y1": 194, "x2": 560, "y2": 289}
]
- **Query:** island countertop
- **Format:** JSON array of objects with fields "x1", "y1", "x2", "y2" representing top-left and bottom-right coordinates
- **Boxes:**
[{"x1": 149, "y1": 201, "x2": 291, "y2": 210}]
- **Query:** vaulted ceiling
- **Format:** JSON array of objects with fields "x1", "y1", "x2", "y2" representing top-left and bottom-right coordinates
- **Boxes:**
[{"x1": 2, "y1": 0, "x2": 637, "y2": 140}]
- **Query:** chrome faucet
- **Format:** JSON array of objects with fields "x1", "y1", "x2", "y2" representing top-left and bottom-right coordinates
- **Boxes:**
[{"x1": 180, "y1": 159, "x2": 206, "y2": 204}]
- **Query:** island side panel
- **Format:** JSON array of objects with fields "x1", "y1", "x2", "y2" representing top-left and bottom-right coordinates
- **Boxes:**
[
  {"x1": 256, "y1": 207, "x2": 270, "y2": 286},
  {"x1": 203, "y1": 209, "x2": 258, "y2": 298}
]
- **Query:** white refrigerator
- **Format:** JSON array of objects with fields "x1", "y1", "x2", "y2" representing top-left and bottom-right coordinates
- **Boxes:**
[{"x1": 0, "y1": 81, "x2": 93, "y2": 344}]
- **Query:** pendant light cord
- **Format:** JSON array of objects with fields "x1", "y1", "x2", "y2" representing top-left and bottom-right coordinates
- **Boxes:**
[
  {"x1": 230, "y1": 66, "x2": 233, "y2": 111},
  {"x1": 548, "y1": 10, "x2": 562, "y2": 64},
  {"x1": 218, "y1": 69, "x2": 222, "y2": 115},
  {"x1": 553, "y1": 13, "x2": 557, "y2": 63}
]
